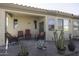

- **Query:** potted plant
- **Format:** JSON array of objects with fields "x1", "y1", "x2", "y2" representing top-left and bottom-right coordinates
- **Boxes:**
[
  {"x1": 18, "y1": 41, "x2": 29, "y2": 56},
  {"x1": 68, "y1": 34, "x2": 75, "y2": 52},
  {"x1": 18, "y1": 46, "x2": 29, "y2": 56},
  {"x1": 54, "y1": 30, "x2": 66, "y2": 54}
]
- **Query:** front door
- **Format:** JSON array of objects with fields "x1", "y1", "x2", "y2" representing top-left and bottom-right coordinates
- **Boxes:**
[{"x1": 39, "y1": 22, "x2": 44, "y2": 32}]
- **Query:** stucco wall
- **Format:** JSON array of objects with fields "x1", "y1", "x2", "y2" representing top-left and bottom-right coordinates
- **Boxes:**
[
  {"x1": 6, "y1": 12, "x2": 79, "y2": 41},
  {"x1": 46, "y1": 15, "x2": 75, "y2": 41},
  {"x1": 72, "y1": 19, "x2": 79, "y2": 36},
  {"x1": 0, "y1": 9, "x2": 5, "y2": 46}
]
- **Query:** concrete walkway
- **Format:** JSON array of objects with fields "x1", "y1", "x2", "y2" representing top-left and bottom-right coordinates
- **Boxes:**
[{"x1": 0, "y1": 40, "x2": 79, "y2": 56}]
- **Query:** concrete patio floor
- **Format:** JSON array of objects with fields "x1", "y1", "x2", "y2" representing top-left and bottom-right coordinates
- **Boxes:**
[{"x1": 0, "y1": 40, "x2": 79, "y2": 56}]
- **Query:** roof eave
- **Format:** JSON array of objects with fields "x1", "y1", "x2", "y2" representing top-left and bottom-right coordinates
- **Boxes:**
[{"x1": 0, "y1": 3, "x2": 79, "y2": 19}]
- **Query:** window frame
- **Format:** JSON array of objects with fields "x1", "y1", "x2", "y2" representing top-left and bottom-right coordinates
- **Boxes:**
[
  {"x1": 73, "y1": 20, "x2": 79, "y2": 31},
  {"x1": 48, "y1": 18, "x2": 56, "y2": 31}
]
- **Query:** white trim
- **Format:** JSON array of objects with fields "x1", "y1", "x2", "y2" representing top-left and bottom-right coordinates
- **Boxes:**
[{"x1": 5, "y1": 9, "x2": 46, "y2": 17}]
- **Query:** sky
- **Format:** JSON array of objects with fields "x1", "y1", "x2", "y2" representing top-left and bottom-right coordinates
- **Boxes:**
[{"x1": 0, "y1": 0, "x2": 79, "y2": 15}]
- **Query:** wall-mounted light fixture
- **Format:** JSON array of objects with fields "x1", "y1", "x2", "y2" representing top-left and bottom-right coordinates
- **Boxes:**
[
  {"x1": 34, "y1": 20, "x2": 37, "y2": 29},
  {"x1": 13, "y1": 19, "x2": 18, "y2": 29}
]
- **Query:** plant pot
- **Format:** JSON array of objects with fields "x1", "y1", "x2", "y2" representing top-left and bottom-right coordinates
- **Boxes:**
[
  {"x1": 68, "y1": 42, "x2": 75, "y2": 52},
  {"x1": 18, "y1": 46, "x2": 29, "y2": 56},
  {"x1": 57, "y1": 47, "x2": 66, "y2": 54},
  {"x1": 18, "y1": 51, "x2": 29, "y2": 56}
]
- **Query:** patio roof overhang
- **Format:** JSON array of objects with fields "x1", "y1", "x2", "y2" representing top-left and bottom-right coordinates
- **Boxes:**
[
  {"x1": 6, "y1": 9, "x2": 45, "y2": 18},
  {"x1": 0, "y1": 3, "x2": 79, "y2": 19}
]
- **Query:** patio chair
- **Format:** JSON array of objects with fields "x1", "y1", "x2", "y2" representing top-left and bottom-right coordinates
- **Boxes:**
[
  {"x1": 37, "y1": 32, "x2": 45, "y2": 40},
  {"x1": 25, "y1": 29, "x2": 31, "y2": 40},
  {"x1": 18, "y1": 31, "x2": 24, "y2": 40}
]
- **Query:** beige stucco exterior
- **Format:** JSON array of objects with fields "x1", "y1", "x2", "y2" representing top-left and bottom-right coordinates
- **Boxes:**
[
  {"x1": 6, "y1": 10, "x2": 79, "y2": 41},
  {"x1": 0, "y1": 3, "x2": 79, "y2": 46},
  {"x1": 0, "y1": 9, "x2": 5, "y2": 46},
  {"x1": 46, "y1": 16, "x2": 71, "y2": 40},
  {"x1": 46, "y1": 15, "x2": 79, "y2": 40}
]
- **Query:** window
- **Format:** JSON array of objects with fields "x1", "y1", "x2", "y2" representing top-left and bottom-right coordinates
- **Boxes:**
[
  {"x1": 48, "y1": 18, "x2": 55, "y2": 31},
  {"x1": 73, "y1": 20, "x2": 79, "y2": 31},
  {"x1": 57, "y1": 19, "x2": 63, "y2": 30},
  {"x1": 57, "y1": 19, "x2": 69, "y2": 31},
  {"x1": 64, "y1": 20, "x2": 69, "y2": 31},
  {"x1": 13, "y1": 19, "x2": 18, "y2": 29}
]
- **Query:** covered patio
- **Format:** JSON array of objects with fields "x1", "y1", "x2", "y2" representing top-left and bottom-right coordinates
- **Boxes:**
[{"x1": 6, "y1": 10, "x2": 46, "y2": 42}]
